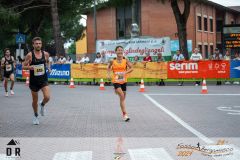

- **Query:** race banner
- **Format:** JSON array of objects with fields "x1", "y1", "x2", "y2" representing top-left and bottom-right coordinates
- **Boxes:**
[
  {"x1": 71, "y1": 64, "x2": 100, "y2": 79},
  {"x1": 129, "y1": 62, "x2": 167, "y2": 79},
  {"x1": 96, "y1": 37, "x2": 171, "y2": 61},
  {"x1": 230, "y1": 60, "x2": 240, "y2": 78},
  {"x1": 168, "y1": 60, "x2": 230, "y2": 79},
  {"x1": 16, "y1": 61, "x2": 232, "y2": 80},
  {"x1": 72, "y1": 62, "x2": 167, "y2": 79},
  {"x1": 48, "y1": 64, "x2": 71, "y2": 79},
  {"x1": 205, "y1": 60, "x2": 230, "y2": 78},
  {"x1": 16, "y1": 64, "x2": 22, "y2": 78}
]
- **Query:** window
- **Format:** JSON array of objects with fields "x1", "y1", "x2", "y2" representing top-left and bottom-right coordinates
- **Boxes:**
[
  {"x1": 209, "y1": 18, "x2": 213, "y2": 32},
  {"x1": 204, "y1": 45, "x2": 208, "y2": 59},
  {"x1": 210, "y1": 45, "x2": 213, "y2": 57},
  {"x1": 216, "y1": 44, "x2": 222, "y2": 53},
  {"x1": 116, "y1": 19, "x2": 124, "y2": 38},
  {"x1": 125, "y1": 18, "x2": 132, "y2": 37},
  {"x1": 198, "y1": 45, "x2": 202, "y2": 54},
  {"x1": 116, "y1": 1, "x2": 140, "y2": 39},
  {"x1": 204, "y1": 17, "x2": 208, "y2": 31},
  {"x1": 197, "y1": 16, "x2": 202, "y2": 30},
  {"x1": 216, "y1": 20, "x2": 223, "y2": 32}
]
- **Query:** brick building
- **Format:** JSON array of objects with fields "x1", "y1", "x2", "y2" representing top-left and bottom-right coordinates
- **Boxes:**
[{"x1": 86, "y1": 0, "x2": 240, "y2": 59}]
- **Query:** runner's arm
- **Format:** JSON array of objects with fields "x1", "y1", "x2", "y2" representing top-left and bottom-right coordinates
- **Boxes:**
[
  {"x1": 1, "y1": 57, "x2": 5, "y2": 69},
  {"x1": 44, "y1": 52, "x2": 51, "y2": 72},
  {"x1": 12, "y1": 56, "x2": 16, "y2": 69},
  {"x1": 22, "y1": 53, "x2": 33, "y2": 70},
  {"x1": 126, "y1": 59, "x2": 133, "y2": 74}
]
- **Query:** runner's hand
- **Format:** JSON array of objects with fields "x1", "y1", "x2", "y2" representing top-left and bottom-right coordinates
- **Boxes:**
[{"x1": 29, "y1": 66, "x2": 34, "y2": 70}]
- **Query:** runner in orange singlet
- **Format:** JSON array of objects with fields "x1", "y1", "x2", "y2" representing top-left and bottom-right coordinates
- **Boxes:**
[{"x1": 108, "y1": 46, "x2": 133, "y2": 122}]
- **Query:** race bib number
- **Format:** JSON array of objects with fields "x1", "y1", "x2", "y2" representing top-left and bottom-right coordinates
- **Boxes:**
[
  {"x1": 114, "y1": 72, "x2": 126, "y2": 82},
  {"x1": 5, "y1": 64, "x2": 12, "y2": 72},
  {"x1": 33, "y1": 64, "x2": 45, "y2": 76}
]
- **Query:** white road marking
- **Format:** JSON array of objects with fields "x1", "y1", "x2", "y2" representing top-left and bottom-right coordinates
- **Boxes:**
[
  {"x1": 144, "y1": 93, "x2": 240, "y2": 160},
  {"x1": 147, "y1": 94, "x2": 240, "y2": 96},
  {"x1": 217, "y1": 106, "x2": 240, "y2": 115},
  {"x1": 144, "y1": 93, "x2": 213, "y2": 144},
  {"x1": 128, "y1": 148, "x2": 174, "y2": 160},
  {"x1": 52, "y1": 151, "x2": 92, "y2": 160}
]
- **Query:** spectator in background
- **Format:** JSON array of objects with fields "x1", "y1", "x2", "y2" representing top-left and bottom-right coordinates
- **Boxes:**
[
  {"x1": 100, "y1": 50, "x2": 109, "y2": 64},
  {"x1": 212, "y1": 48, "x2": 223, "y2": 85},
  {"x1": 224, "y1": 50, "x2": 231, "y2": 85},
  {"x1": 76, "y1": 56, "x2": 82, "y2": 64},
  {"x1": 190, "y1": 48, "x2": 203, "y2": 61},
  {"x1": 156, "y1": 52, "x2": 165, "y2": 86},
  {"x1": 143, "y1": 52, "x2": 152, "y2": 62},
  {"x1": 66, "y1": 55, "x2": 73, "y2": 64},
  {"x1": 233, "y1": 52, "x2": 240, "y2": 60},
  {"x1": 172, "y1": 50, "x2": 185, "y2": 61},
  {"x1": 80, "y1": 54, "x2": 90, "y2": 63},
  {"x1": 53, "y1": 54, "x2": 59, "y2": 64},
  {"x1": 190, "y1": 48, "x2": 203, "y2": 86},
  {"x1": 212, "y1": 48, "x2": 223, "y2": 60},
  {"x1": 133, "y1": 55, "x2": 140, "y2": 64},
  {"x1": 57, "y1": 55, "x2": 66, "y2": 64},
  {"x1": 224, "y1": 49, "x2": 231, "y2": 60},
  {"x1": 172, "y1": 50, "x2": 185, "y2": 86},
  {"x1": 156, "y1": 52, "x2": 165, "y2": 62},
  {"x1": 94, "y1": 52, "x2": 102, "y2": 64}
]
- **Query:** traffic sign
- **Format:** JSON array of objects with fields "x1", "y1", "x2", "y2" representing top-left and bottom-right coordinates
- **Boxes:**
[{"x1": 16, "y1": 33, "x2": 26, "y2": 44}]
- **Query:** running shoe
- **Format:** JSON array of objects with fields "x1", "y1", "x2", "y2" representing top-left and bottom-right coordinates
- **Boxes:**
[
  {"x1": 123, "y1": 114, "x2": 130, "y2": 122},
  {"x1": 5, "y1": 92, "x2": 8, "y2": 97},
  {"x1": 39, "y1": 101, "x2": 45, "y2": 116},
  {"x1": 32, "y1": 116, "x2": 39, "y2": 125},
  {"x1": 10, "y1": 90, "x2": 14, "y2": 95}
]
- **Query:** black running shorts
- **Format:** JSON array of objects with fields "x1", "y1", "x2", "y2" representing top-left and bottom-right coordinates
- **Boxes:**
[
  {"x1": 29, "y1": 81, "x2": 48, "y2": 92},
  {"x1": 113, "y1": 83, "x2": 127, "y2": 92},
  {"x1": 4, "y1": 72, "x2": 14, "y2": 78}
]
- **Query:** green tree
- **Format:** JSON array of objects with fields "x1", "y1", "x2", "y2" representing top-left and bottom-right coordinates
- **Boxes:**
[
  {"x1": 67, "y1": 43, "x2": 76, "y2": 54},
  {"x1": 0, "y1": 0, "x2": 89, "y2": 54}
]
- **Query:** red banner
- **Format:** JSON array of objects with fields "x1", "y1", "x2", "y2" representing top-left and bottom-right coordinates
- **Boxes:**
[{"x1": 168, "y1": 60, "x2": 230, "y2": 79}]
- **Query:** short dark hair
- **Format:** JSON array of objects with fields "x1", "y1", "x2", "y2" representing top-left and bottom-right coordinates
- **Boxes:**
[
  {"x1": 115, "y1": 45, "x2": 123, "y2": 51},
  {"x1": 4, "y1": 48, "x2": 10, "y2": 54},
  {"x1": 32, "y1": 37, "x2": 42, "y2": 44}
]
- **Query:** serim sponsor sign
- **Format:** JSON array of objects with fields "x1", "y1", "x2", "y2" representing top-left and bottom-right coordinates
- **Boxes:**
[
  {"x1": 48, "y1": 64, "x2": 71, "y2": 79},
  {"x1": 168, "y1": 60, "x2": 230, "y2": 79},
  {"x1": 168, "y1": 61, "x2": 201, "y2": 78}
]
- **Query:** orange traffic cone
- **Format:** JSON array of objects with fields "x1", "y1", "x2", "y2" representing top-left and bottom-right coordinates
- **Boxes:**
[
  {"x1": 99, "y1": 79, "x2": 105, "y2": 90},
  {"x1": 69, "y1": 78, "x2": 75, "y2": 88},
  {"x1": 201, "y1": 78, "x2": 208, "y2": 94},
  {"x1": 139, "y1": 79, "x2": 145, "y2": 92},
  {"x1": 26, "y1": 76, "x2": 29, "y2": 86}
]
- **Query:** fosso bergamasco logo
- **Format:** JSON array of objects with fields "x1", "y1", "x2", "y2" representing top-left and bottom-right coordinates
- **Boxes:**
[
  {"x1": 6, "y1": 139, "x2": 21, "y2": 159},
  {"x1": 176, "y1": 139, "x2": 234, "y2": 158}
]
